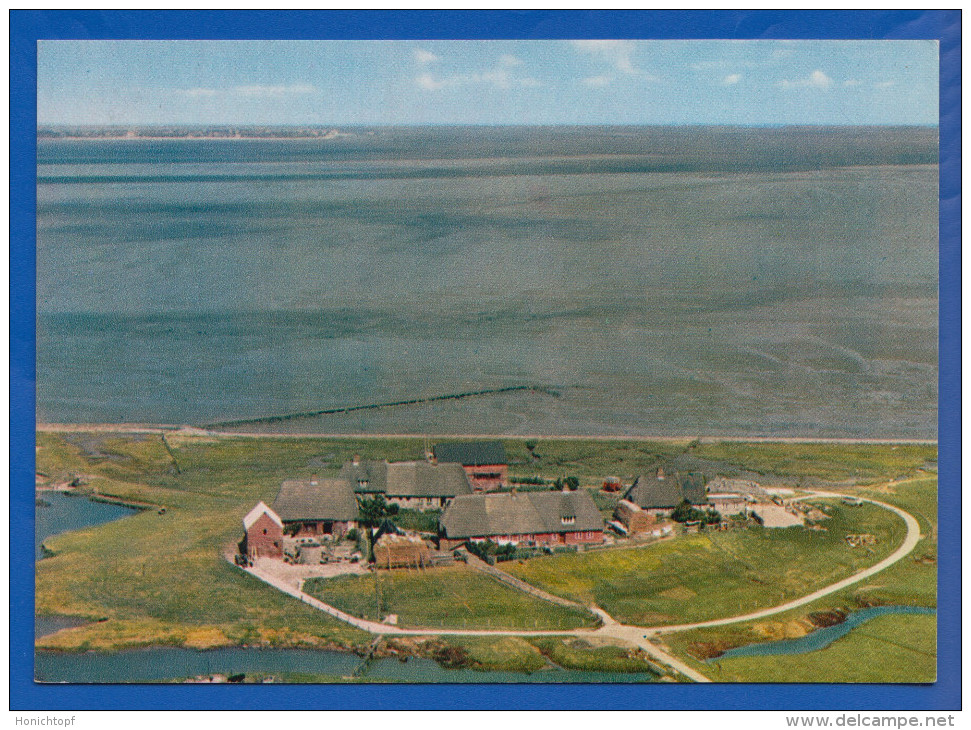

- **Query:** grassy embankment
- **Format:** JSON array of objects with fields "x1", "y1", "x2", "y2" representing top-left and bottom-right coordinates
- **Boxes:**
[
  {"x1": 504, "y1": 501, "x2": 904, "y2": 626},
  {"x1": 303, "y1": 566, "x2": 596, "y2": 630},
  {"x1": 661, "y1": 474, "x2": 938, "y2": 683}
]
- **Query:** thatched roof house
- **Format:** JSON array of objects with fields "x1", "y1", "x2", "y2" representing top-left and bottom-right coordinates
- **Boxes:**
[
  {"x1": 623, "y1": 469, "x2": 707, "y2": 512},
  {"x1": 440, "y1": 489, "x2": 604, "y2": 548},
  {"x1": 272, "y1": 477, "x2": 359, "y2": 538},
  {"x1": 339, "y1": 460, "x2": 472, "y2": 509}
]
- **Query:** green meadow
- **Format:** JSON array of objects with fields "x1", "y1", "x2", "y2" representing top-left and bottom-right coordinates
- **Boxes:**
[
  {"x1": 661, "y1": 475, "x2": 937, "y2": 683},
  {"x1": 35, "y1": 430, "x2": 935, "y2": 683},
  {"x1": 304, "y1": 566, "x2": 596, "y2": 630}
]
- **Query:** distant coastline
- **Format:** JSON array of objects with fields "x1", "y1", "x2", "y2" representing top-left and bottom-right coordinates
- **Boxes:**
[{"x1": 37, "y1": 126, "x2": 361, "y2": 141}]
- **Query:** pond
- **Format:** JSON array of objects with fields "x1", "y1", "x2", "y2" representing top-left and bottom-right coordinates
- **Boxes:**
[
  {"x1": 35, "y1": 647, "x2": 661, "y2": 684},
  {"x1": 35, "y1": 490, "x2": 140, "y2": 561},
  {"x1": 710, "y1": 605, "x2": 936, "y2": 661}
]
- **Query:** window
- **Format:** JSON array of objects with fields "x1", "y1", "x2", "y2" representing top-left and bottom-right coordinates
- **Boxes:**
[{"x1": 561, "y1": 516, "x2": 576, "y2": 525}]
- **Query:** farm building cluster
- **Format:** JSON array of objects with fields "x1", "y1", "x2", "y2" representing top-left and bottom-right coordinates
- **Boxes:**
[{"x1": 238, "y1": 440, "x2": 814, "y2": 568}]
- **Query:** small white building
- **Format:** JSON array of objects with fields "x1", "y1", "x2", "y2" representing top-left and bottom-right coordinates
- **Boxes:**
[{"x1": 707, "y1": 492, "x2": 751, "y2": 516}]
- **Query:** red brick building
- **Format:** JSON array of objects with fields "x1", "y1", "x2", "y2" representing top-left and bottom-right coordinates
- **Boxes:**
[
  {"x1": 432, "y1": 441, "x2": 507, "y2": 492},
  {"x1": 439, "y1": 489, "x2": 604, "y2": 549},
  {"x1": 242, "y1": 502, "x2": 284, "y2": 559}
]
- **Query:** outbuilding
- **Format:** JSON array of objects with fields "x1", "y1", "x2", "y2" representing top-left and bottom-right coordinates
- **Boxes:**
[
  {"x1": 432, "y1": 441, "x2": 507, "y2": 491},
  {"x1": 241, "y1": 501, "x2": 284, "y2": 559}
]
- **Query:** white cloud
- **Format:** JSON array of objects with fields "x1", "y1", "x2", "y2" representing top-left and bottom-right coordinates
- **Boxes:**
[
  {"x1": 177, "y1": 83, "x2": 316, "y2": 99},
  {"x1": 233, "y1": 83, "x2": 315, "y2": 97},
  {"x1": 581, "y1": 74, "x2": 612, "y2": 87},
  {"x1": 414, "y1": 48, "x2": 440, "y2": 65},
  {"x1": 722, "y1": 73, "x2": 741, "y2": 86},
  {"x1": 571, "y1": 39, "x2": 639, "y2": 76},
  {"x1": 414, "y1": 60, "x2": 539, "y2": 92},
  {"x1": 415, "y1": 73, "x2": 445, "y2": 91},
  {"x1": 844, "y1": 79, "x2": 862, "y2": 87},
  {"x1": 779, "y1": 69, "x2": 833, "y2": 90},
  {"x1": 874, "y1": 80, "x2": 895, "y2": 88}
]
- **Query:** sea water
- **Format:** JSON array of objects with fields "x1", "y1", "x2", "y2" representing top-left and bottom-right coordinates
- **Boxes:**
[{"x1": 36, "y1": 127, "x2": 939, "y2": 437}]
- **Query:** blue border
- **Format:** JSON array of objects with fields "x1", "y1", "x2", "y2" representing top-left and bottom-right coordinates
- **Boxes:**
[{"x1": 10, "y1": 9, "x2": 960, "y2": 711}]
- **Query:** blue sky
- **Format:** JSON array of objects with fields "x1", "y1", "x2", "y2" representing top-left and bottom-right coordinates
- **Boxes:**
[{"x1": 37, "y1": 39, "x2": 939, "y2": 126}]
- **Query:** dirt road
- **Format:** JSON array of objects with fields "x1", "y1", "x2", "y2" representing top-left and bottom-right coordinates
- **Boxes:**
[{"x1": 232, "y1": 489, "x2": 921, "y2": 683}]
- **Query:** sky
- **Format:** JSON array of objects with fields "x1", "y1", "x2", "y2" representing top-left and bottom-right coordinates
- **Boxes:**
[{"x1": 37, "y1": 39, "x2": 939, "y2": 126}]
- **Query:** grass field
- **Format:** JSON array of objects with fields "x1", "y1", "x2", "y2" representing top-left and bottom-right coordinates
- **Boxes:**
[
  {"x1": 662, "y1": 476, "x2": 937, "y2": 682},
  {"x1": 505, "y1": 501, "x2": 906, "y2": 626},
  {"x1": 689, "y1": 442, "x2": 936, "y2": 484},
  {"x1": 303, "y1": 566, "x2": 597, "y2": 630},
  {"x1": 35, "y1": 429, "x2": 935, "y2": 680},
  {"x1": 689, "y1": 613, "x2": 936, "y2": 684},
  {"x1": 35, "y1": 431, "x2": 391, "y2": 652}
]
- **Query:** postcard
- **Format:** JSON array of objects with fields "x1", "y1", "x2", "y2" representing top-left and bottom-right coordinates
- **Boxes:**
[{"x1": 14, "y1": 10, "x2": 959, "y2": 712}]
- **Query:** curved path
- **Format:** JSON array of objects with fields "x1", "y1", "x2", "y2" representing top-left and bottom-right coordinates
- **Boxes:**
[{"x1": 235, "y1": 490, "x2": 921, "y2": 683}]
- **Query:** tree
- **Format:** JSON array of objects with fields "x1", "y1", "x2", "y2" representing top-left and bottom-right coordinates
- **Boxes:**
[
  {"x1": 564, "y1": 476, "x2": 580, "y2": 491},
  {"x1": 671, "y1": 499, "x2": 703, "y2": 523},
  {"x1": 357, "y1": 494, "x2": 399, "y2": 560}
]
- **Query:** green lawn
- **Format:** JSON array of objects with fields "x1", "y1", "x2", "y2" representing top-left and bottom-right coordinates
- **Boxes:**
[
  {"x1": 503, "y1": 438, "x2": 690, "y2": 484},
  {"x1": 505, "y1": 501, "x2": 906, "y2": 626},
  {"x1": 36, "y1": 431, "x2": 390, "y2": 652},
  {"x1": 661, "y1": 476, "x2": 937, "y2": 682},
  {"x1": 689, "y1": 441, "x2": 936, "y2": 484},
  {"x1": 303, "y1": 566, "x2": 597, "y2": 630},
  {"x1": 689, "y1": 614, "x2": 936, "y2": 684}
]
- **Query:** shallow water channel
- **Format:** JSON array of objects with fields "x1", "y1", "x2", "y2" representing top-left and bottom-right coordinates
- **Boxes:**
[
  {"x1": 35, "y1": 647, "x2": 659, "y2": 684},
  {"x1": 35, "y1": 490, "x2": 140, "y2": 560},
  {"x1": 711, "y1": 605, "x2": 936, "y2": 662}
]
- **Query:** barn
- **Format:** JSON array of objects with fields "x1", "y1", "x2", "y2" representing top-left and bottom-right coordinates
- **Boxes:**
[
  {"x1": 439, "y1": 488, "x2": 604, "y2": 549},
  {"x1": 272, "y1": 476, "x2": 359, "y2": 539},
  {"x1": 432, "y1": 441, "x2": 507, "y2": 491},
  {"x1": 241, "y1": 501, "x2": 285, "y2": 559},
  {"x1": 339, "y1": 459, "x2": 473, "y2": 510}
]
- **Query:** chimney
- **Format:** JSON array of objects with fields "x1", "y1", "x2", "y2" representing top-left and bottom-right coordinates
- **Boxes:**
[
  {"x1": 310, "y1": 474, "x2": 318, "y2": 486},
  {"x1": 657, "y1": 467, "x2": 665, "y2": 480},
  {"x1": 352, "y1": 454, "x2": 360, "y2": 466}
]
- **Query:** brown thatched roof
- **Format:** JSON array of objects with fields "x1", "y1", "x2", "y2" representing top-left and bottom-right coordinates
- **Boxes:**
[
  {"x1": 339, "y1": 460, "x2": 473, "y2": 498},
  {"x1": 441, "y1": 489, "x2": 603, "y2": 539},
  {"x1": 272, "y1": 478, "x2": 359, "y2": 522},
  {"x1": 624, "y1": 471, "x2": 707, "y2": 510}
]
